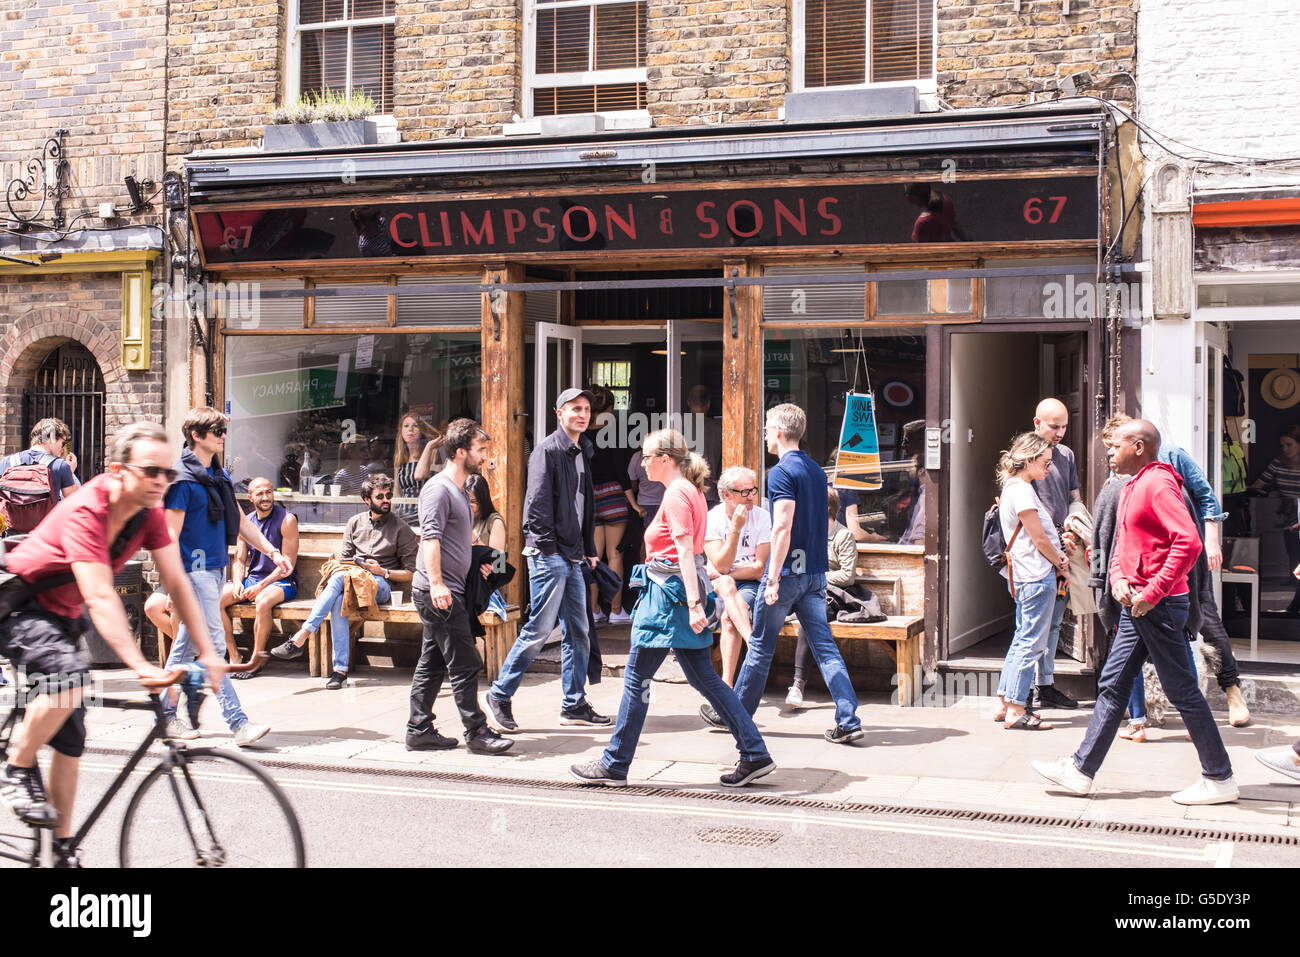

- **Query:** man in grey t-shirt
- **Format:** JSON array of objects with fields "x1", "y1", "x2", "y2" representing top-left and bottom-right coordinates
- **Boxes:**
[
  {"x1": 406, "y1": 419, "x2": 511, "y2": 755},
  {"x1": 1028, "y1": 397, "x2": 1083, "y2": 709}
]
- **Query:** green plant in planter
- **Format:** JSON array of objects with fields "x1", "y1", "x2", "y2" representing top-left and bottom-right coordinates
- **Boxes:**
[{"x1": 271, "y1": 90, "x2": 378, "y2": 125}]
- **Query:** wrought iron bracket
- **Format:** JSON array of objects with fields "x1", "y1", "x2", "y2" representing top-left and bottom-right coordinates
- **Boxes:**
[{"x1": 6, "y1": 130, "x2": 70, "y2": 230}]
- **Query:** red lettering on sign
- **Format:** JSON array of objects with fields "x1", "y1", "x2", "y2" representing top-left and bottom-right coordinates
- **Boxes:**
[
  {"x1": 390, "y1": 212, "x2": 417, "y2": 249},
  {"x1": 817, "y1": 197, "x2": 842, "y2": 236},
  {"x1": 605, "y1": 203, "x2": 636, "y2": 241},
  {"x1": 461, "y1": 210, "x2": 495, "y2": 246},
  {"x1": 418, "y1": 212, "x2": 439, "y2": 247},
  {"x1": 696, "y1": 201, "x2": 720, "y2": 239},
  {"x1": 726, "y1": 200, "x2": 763, "y2": 238},
  {"x1": 659, "y1": 208, "x2": 673, "y2": 235},
  {"x1": 562, "y1": 205, "x2": 597, "y2": 242},
  {"x1": 503, "y1": 208, "x2": 527, "y2": 245},
  {"x1": 439, "y1": 211, "x2": 452, "y2": 247},
  {"x1": 774, "y1": 198, "x2": 807, "y2": 237},
  {"x1": 532, "y1": 207, "x2": 556, "y2": 244}
]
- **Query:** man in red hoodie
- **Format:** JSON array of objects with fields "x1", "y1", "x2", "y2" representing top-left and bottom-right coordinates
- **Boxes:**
[{"x1": 1033, "y1": 419, "x2": 1237, "y2": 805}]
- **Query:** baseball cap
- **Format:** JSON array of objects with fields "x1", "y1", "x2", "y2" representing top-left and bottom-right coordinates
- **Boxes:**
[{"x1": 555, "y1": 387, "x2": 595, "y2": 410}]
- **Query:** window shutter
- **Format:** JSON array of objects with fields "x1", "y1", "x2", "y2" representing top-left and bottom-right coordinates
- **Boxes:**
[
  {"x1": 533, "y1": 0, "x2": 647, "y2": 116},
  {"x1": 804, "y1": 0, "x2": 867, "y2": 88},
  {"x1": 351, "y1": 23, "x2": 395, "y2": 113}
]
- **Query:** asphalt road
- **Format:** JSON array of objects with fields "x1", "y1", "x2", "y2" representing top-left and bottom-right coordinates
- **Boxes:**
[{"x1": 7, "y1": 756, "x2": 1292, "y2": 869}]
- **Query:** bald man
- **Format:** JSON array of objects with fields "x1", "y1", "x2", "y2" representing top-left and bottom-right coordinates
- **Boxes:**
[
  {"x1": 1028, "y1": 397, "x2": 1083, "y2": 709},
  {"x1": 1033, "y1": 419, "x2": 1237, "y2": 805}
]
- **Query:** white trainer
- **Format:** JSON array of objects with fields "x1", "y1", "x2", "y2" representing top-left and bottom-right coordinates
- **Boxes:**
[
  {"x1": 1255, "y1": 749, "x2": 1300, "y2": 782},
  {"x1": 784, "y1": 685, "x2": 805, "y2": 709},
  {"x1": 1030, "y1": 757, "x2": 1094, "y2": 795},
  {"x1": 608, "y1": 609, "x2": 633, "y2": 625},
  {"x1": 233, "y1": 722, "x2": 270, "y2": 748},
  {"x1": 166, "y1": 718, "x2": 199, "y2": 741},
  {"x1": 1171, "y1": 775, "x2": 1239, "y2": 806}
]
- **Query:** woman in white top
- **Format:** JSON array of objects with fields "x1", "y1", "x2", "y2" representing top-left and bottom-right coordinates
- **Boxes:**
[{"x1": 994, "y1": 432, "x2": 1070, "y2": 730}]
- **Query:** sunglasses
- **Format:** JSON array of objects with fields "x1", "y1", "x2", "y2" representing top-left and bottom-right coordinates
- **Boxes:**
[
  {"x1": 370, "y1": 492, "x2": 393, "y2": 501},
  {"x1": 640, "y1": 452, "x2": 663, "y2": 464},
  {"x1": 125, "y1": 464, "x2": 179, "y2": 482},
  {"x1": 205, "y1": 427, "x2": 227, "y2": 438}
]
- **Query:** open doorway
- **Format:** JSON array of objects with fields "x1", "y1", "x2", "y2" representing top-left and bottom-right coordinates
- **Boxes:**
[
  {"x1": 945, "y1": 329, "x2": 1091, "y2": 664},
  {"x1": 1203, "y1": 320, "x2": 1300, "y2": 666}
]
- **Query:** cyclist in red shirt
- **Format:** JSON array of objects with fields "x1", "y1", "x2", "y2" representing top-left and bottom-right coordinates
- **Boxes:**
[{"x1": 0, "y1": 422, "x2": 226, "y2": 852}]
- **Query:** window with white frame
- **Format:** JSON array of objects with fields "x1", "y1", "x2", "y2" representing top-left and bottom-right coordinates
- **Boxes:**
[
  {"x1": 796, "y1": 0, "x2": 935, "y2": 90},
  {"x1": 291, "y1": 0, "x2": 395, "y2": 114},
  {"x1": 526, "y1": 0, "x2": 648, "y2": 117}
]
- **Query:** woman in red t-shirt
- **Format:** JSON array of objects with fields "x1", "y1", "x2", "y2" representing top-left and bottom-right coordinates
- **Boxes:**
[{"x1": 570, "y1": 429, "x2": 775, "y2": 788}]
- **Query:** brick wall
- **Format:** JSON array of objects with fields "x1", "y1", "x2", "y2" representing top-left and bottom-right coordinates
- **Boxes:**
[
  {"x1": 166, "y1": 0, "x2": 283, "y2": 155},
  {"x1": 0, "y1": 0, "x2": 166, "y2": 218},
  {"x1": 937, "y1": 0, "x2": 1136, "y2": 110},
  {"x1": 646, "y1": 0, "x2": 788, "y2": 127},
  {"x1": 1139, "y1": 0, "x2": 1300, "y2": 190},
  {"x1": 393, "y1": 0, "x2": 518, "y2": 139}
]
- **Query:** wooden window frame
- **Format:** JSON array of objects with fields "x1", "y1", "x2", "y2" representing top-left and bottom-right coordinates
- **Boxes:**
[
  {"x1": 523, "y1": 0, "x2": 649, "y2": 120},
  {"x1": 792, "y1": 0, "x2": 937, "y2": 94}
]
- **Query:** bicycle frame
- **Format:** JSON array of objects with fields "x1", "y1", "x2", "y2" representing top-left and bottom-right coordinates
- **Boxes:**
[{"x1": 0, "y1": 689, "x2": 189, "y2": 866}]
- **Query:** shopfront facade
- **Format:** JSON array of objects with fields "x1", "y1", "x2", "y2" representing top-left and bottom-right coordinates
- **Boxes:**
[{"x1": 185, "y1": 104, "x2": 1122, "y2": 686}]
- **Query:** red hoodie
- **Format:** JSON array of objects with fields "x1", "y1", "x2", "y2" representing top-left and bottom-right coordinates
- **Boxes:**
[{"x1": 1109, "y1": 461, "x2": 1202, "y2": 606}]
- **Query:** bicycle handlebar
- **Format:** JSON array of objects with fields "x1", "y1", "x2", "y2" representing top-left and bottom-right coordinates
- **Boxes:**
[{"x1": 136, "y1": 652, "x2": 270, "y2": 689}]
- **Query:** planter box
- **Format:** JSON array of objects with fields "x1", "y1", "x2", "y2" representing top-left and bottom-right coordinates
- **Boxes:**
[{"x1": 264, "y1": 119, "x2": 378, "y2": 152}]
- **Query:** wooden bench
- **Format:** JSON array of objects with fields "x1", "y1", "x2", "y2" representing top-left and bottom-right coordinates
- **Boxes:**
[
  {"x1": 227, "y1": 598, "x2": 521, "y2": 681},
  {"x1": 776, "y1": 616, "x2": 924, "y2": 706}
]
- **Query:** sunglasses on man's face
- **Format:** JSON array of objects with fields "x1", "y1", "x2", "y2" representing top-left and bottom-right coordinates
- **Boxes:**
[
  {"x1": 371, "y1": 492, "x2": 393, "y2": 501},
  {"x1": 125, "y1": 464, "x2": 179, "y2": 482},
  {"x1": 205, "y1": 427, "x2": 227, "y2": 438}
]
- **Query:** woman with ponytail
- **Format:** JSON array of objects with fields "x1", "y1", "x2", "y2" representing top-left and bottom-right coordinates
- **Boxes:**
[
  {"x1": 994, "y1": 431, "x2": 1069, "y2": 731},
  {"x1": 570, "y1": 429, "x2": 775, "y2": 788}
]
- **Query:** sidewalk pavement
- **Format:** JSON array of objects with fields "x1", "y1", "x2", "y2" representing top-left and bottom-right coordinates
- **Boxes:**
[{"x1": 83, "y1": 663, "x2": 1300, "y2": 836}]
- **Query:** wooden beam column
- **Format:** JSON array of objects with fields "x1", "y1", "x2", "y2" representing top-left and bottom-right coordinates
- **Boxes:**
[
  {"x1": 722, "y1": 258, "x2": 763, "y2": 480},
  {"x1": 481, "y1": 263, "x2": 527, "y2": 608}
]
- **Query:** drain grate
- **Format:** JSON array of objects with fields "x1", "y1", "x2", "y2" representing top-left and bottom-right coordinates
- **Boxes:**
[
  {"x1": 695, "y1": 825, "x2": 783, "y2": 847},
  {"x1": 84, "y1": 745, "x2": 1300, "y2": 847}
]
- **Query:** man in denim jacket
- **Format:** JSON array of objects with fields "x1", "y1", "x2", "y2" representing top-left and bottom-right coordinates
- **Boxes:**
[{"x1": 484, "y1": 388, "x2": 609, "y2": 731}]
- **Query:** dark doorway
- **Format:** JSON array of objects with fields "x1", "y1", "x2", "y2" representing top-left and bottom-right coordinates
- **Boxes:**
[{"x1": 23, "y1": 342, "x2": 106, "y2": 481}]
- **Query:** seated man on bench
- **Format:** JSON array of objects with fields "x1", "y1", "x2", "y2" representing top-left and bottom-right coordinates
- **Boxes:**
[
  {"x1": 704, "y1": 466, "x2": 770, "y2": 687},
  {"x1": 271, "y1": 473, "x2": 416, "y2": 689},
  {"x1": 219, "y1": 477, "x2": 299, "y2": 679}
]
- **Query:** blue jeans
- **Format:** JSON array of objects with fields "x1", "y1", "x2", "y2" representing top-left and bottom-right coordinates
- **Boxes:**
[
  {"x1": 163, "y1": 568, "x2": 248, "y2": 732},
  {"x1": 490, "y1": 552, "x2": 591, "y2": 711},
  {"x1": 1032, "y1": 581, "x2": 1070, "y2": 687},
  {"x1": 998, "y1": 572, "x2": 1062, "y2": 707},
  {"x1": 602, "y1": 645, "x2": 769, "y2": 778},
  {"x1": 1126, "y1": 631, "x2": 1199, "y2": 724},
  {"x1": 733, "y1": 572, "x2": 860, "y2": 732},
  {"x1": 305, "y1": 570, "x2": 391, "y2": 673},
  {"x1": 1073, "y1": 597, "x2": 1232, "y2": 781}
]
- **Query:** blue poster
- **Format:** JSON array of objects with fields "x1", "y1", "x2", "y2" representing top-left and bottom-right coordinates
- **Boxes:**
[{"x1": 834, "y1": 392, "x2": 883, "y2": 490}]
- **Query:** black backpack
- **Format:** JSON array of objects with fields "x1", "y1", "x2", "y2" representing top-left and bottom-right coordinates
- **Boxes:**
[{"x1": 980, "y1": 502, "x2": 1008, "y2": 568}]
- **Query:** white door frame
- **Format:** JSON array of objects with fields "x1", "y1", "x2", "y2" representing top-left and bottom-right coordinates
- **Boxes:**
[{"x1": 534, "y1": 322, "x2": 583, "y2": 449}]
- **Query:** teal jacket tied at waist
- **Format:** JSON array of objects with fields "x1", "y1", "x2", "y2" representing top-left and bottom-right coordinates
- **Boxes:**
[{"x1": 628, "y1": 561, "x2": 717, "y2": 650}]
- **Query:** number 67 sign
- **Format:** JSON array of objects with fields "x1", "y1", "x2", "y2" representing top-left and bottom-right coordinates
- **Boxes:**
[{"x1": 1023, "y1": 196, "x2": 1068, "y2": 224}]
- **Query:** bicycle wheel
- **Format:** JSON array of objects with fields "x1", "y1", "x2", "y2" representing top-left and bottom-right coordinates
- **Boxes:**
[{"x1": 119, "y1": 748, "x2": 305, "y2": 867}]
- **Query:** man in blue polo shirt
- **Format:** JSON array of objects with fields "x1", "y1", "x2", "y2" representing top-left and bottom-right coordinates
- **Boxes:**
[
  {"x1": 701, "y1": 403, "x2": 863, "y2": 743},
  {"x1": 161, "y1": 407, "x2": 292, "y2": 746}
]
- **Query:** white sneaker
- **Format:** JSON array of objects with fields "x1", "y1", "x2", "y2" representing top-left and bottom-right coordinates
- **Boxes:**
[
  {"x1": 1171, "y1": 775, "x2": 1239, "y2": 805},
  {"x1": 1255, "y1": 749, "x2": 1300, "y2": 782},
  {"x1": 233, "y1": 722, "x2": 270, "y2": 748},
  {"x1": 1030, "y1": 757, "x2": 1094, "y2": 795},
  {"x1": 592, "y1": 610, "x2": 608, "y2": 624},
  {"x1": 166, "y1": 718, "x2": 199, "y2": 741},
  {"x1": 784, "y1": 685, "x2": 805, "y2": 709},
  {"x1": 608, "y1": 609, "x2": 633, "y2": 625}
]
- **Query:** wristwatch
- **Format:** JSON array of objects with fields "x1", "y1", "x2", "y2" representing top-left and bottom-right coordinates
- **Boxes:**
[{"x1": 687, "y1": 598, "x2": 701, "y2": 609}]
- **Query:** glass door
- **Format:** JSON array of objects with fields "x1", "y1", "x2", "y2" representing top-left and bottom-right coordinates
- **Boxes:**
[{"x1": 534, "y1": 322, "x2": 583, "y2": 448}]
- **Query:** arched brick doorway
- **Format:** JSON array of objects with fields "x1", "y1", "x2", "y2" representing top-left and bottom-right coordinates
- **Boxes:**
[{"x1": 21, "y1": 342, "x2": 107, "y2": 479}]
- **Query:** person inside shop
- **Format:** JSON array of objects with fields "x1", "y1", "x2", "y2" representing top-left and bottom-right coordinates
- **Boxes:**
[
  {"x1": 270, "y1": 473, "x2": 417, "y2": 690},
  {"x1": 333, "y1": 436, "x2": 369, "y2": 495},
  {"x1": 841, "y1": 420, "x2": 927, "y2": 545},
  {"x1": 1248, "y1": 422, "x2": 1300, "y2": 615},
  {"x1": 394, "y1": 410, "x2": 445, "y2": 523},
  {"x1": 218, "y1": 477, "x2": 300, "y2": 679},
  {"x1": 466, "y1": 473, "x2": 509, "y2": 622},
  {"x1": 586, "y1": 386, "x2": 633, "y2": 625}
]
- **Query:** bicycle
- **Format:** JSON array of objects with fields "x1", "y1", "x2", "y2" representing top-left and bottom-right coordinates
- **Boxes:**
[{"x1": 0, "y1": 655, "x2": 305, "y2": 867}]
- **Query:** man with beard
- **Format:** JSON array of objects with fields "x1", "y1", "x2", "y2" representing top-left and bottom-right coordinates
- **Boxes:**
[
  {"x1": 406, "y1": 419, "x2": 512, "y2": 753},
  {"x1": 272, "y1": 473, "x2": 417, "y2": 690}
]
